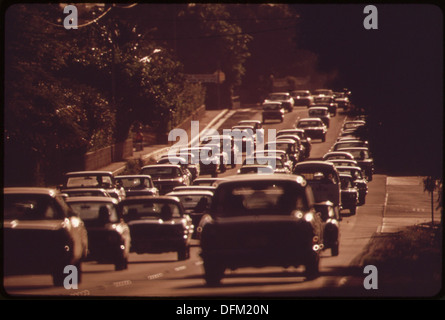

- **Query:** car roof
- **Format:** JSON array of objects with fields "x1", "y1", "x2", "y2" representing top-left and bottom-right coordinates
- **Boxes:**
[
  {"x1": 115, "y1": 175, "x2": 153, "y2": 179},
  {"x1": 166, "y1": 190, "x2": 214, "y2": 196},
  {"x1": 238, "y1": 120, "x2": 261, "y2": 124},
  {"x1": 65, "y1": 171, "x2": 114, "y2": 176},
  {"x1": 142, "y1": 164, "x2": 182, "y2": 169},
  {"x1": 336, "y1": 166, "x2": 363, "y2": 171},
  {"x1": 120, "y1": 195, "x2": 181, "y2": 204},
  {"x1": 267, "y1": 139, "x2": 295, "y2": 144},
  {"x1": 65, "y1": 196, "x2": 119, "y2": 204},
  {"x1": 298, "y1": 117, "x2": 323, "y2": 122},
  {"x1": 308, "y1": 106, "x2": 329, "y2": 110},
  {"x1": 216, "y1": 173, "x2": 306, "y2": 186},
  {"x1": 3, "y1": 187, "x2": 59, "y2": 197},
  {"x1": 295, "y1": 160, "x2": 336, "y2": 168}
]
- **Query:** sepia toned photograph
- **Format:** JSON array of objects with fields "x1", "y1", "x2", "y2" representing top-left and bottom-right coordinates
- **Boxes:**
[{"x1": 2, "y1": 2, "x2": 443, "y2": 303}]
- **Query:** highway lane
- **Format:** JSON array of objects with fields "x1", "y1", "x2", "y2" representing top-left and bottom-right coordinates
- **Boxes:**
[{"x1": 3, "y1": 106, "x2": 384, "y2": 298}]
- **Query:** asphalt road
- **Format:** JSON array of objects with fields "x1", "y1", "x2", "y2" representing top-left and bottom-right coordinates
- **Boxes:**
[{"x1": 0, "y1": 106, "x2": 417, "y2": 299}]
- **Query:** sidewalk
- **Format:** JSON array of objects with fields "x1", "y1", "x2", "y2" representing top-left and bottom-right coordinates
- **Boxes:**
[
  {"x1": 99, "y1": 108, "x2": 230, "y2": 175},
  {"x1": 379, "y1": 176, "x2": 442, "y2": 233}
]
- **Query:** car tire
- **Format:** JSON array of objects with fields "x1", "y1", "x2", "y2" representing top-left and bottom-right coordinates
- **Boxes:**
[
  {"x1": 304, "y1": 252, "x2": 320, "y2": 280},
  {"x1": 178, "y1": 245, "x2": 190, "y2": 261},
  {"x1": 203, "y1": 259, "x2": 225, "y2": 287},
  {"x1": 350, "y1": 206, "x2": 357, "y2": 215},
  {"x1": 322, "y1": 135, "x2": 326, "y2": 142},
  {"x1": 115, "y1": 255, "x2": 129, "y2": 271},
  {"x1": 331, "y1": 242, "x2": 339, "y2": 256}
]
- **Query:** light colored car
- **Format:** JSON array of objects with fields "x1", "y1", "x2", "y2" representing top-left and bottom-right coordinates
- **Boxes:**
[
  {"x1": 3, "y1": 187, "x2": 88, "y2": 286},
  {"x1": 115, "y1": 174, "x2": 159, "y2": 197},
  {"x1": 291, "y1": 90, "x2": 313, "y2": 106},
  {"x1": 295, "y1": 118, "x2": 328, "y2": 142},
  {"x1": 62, "y1": 171, "x2": 126, "y2": 202},
  {"x1": 66, "y1": 196, "x2": 131, "y2": 270},
  {"x1": 265, "y1": 92, "x2": 294, "y2": 112},
  {"x1": 308, "y1": 106, "x2": 330, "y2": 128}
]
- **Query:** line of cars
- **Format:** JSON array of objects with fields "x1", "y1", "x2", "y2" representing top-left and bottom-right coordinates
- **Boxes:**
[
  {"x1": 3, "y1": 94, "x2": 372, "y2": 289},
  {"x1": 197, "y1": 101, "x2": 375, "y2": 286},
  {"x1": 3, "y1": 166, "x2": 207, "y2": 286}
]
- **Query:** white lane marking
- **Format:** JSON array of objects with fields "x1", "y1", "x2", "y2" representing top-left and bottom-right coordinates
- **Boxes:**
[{"x1": 147, "y1": 272, "x2": 164, "y2": 280}]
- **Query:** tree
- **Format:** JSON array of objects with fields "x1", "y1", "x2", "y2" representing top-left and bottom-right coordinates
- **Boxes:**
[{"x1": 175, "y1": 4, "x2": 252, "y2": 109}]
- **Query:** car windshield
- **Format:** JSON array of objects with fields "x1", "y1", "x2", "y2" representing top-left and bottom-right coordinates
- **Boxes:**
[
  {"x1": 309, "y1": 109, "x2": 328, "y2": 116},
  {"x1": 347, "y1": 149, "x2": 370, "y2": 160},
  {"x1": 263, "y1": 104, "x2": 281, "y2": 110},
  {"x1": 117, "y1": 177, "x2": 152, "y2": 189},
  {"x1": 141, "y1": 167, "x2": 181, "y2": 178},
  {"x1": 294, "y1": 168, "x2": 338, "y2": 184},
  {"x1": 172, "y1": 194, "x2": 212, "y2": 211},
  {"x1": 268, "y1": 94, "x2": 288, "y2": 100},
  {"x1": 244, "y1": 157, "x2": 282, "y2": 168},
  {"x1": 297, "y1": 121, "x2": 321, "y2": 128},
  {"x1": 69, "y1": 201, "x2": 119, "y2": 223},
  {"x1": 239, "y1": 166, "x2": 274, "y2": 174},
  {"x1": 122, "y1": 202, "x2": 181, "y2": 220},
  {"x1": 333, "y1": 142, "x2": 365, "y2": 150},
  {"x1": 65, "y1": 190, "x2": 109, "y2": 197},
  {"x1": 270, "y1": 143, "x2": 293, "y2": 153},
  {"x1": 212, "y1": 181, "x2": 308, "y2": 217},
  {"x1": 4, "y1": 194, "x2": 64, "y2": 220},
  {"x1": 66, "y1": 175, "x2": 113, "y2": 188}
]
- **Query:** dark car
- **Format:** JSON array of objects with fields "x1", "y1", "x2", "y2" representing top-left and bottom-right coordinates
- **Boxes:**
[
  {"x1": 262, "y1": 101, "x2": 285, "y2": 123},
  {"x1": 115, "y1": 174, "x2": 159, "y2": 197},
  {"x1": 335, "y1": 147, "x2": 374, "y2": 181},
  {"x1": 331, "y1": 140, "x2": 369, "y2": 152},
  {"x1": 201, "y1": 134, "x2": 239, "y2": 168},
  {"x1": 295, "y1": 118, "x2": 328, "y2": 142},
  {"x1": 166, "y1": 190, "x2": 213, "y2": 239},
  {"x1": 273, "y1": 134, "x2": 304, "y2": 162},
  {"x1": 237, "y1": 120, "x2": 264, "y2": 146},
  {"x1": 230, "y1": 125, "x2": 257, "y2": 154},
  {"x1": 335, "y1": 166, "x2": 368, "y2": 205},
  {"x1": 334, "y1": 92, "x2": 351, "y2": 111},
  {"x1": 61, "y1": 171, "x2": 126, "y2": 202},
  {"x1": 339, "y1": 173, "x2": 359, "y2": 215},
  {"x1": 179, "y1": 146, "x2": 226, "y2": 177},
  {"x1": 199, "y1": 174, "x2": 323, "y2": 286},
  {"x1": 308, "y1": 106, "x2": 330, "y2": 128},
  {"x1": 322, "y1": 151, "x2": 355, "y2": 162},
  {"x1": 277, "y1": 128, "x2": 312, "y2": 159},
  {"x1": 140, "y1": 164, "x2": 190, "y2": 195},
  {"x1": 3, "y1": 187, "x2": 89, "y2": 286},
  {"x1": 291, "y1": 90, "x2": 313, "y2": 107},
  {"x1": 265, "y1": 140, "x2": 300, "y2": 168},
  {"x1": 120, "y1": 196, "x2": 194, "y2": 260},
  {"x1": 293, "y1": 161, "x2": 341, "y2": 218},
  {"x1": 314, "y1": 201, "x2": 340, "y2": 256},
  {"x1": 66, "y1": 196, "x2": 131, "y2": 270},
  {"x1": 312, "y1": 96, "x2": 338, "y2": 116}
]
